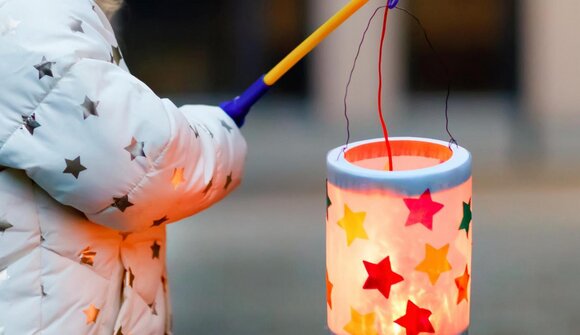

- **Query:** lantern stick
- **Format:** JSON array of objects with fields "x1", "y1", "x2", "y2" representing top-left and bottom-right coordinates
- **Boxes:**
[{"x1": 221, "y1": 0, "x2": 400, "y2": 126}]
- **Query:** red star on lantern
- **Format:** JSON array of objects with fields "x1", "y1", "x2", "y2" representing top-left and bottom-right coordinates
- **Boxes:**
[
  {"x1": 455, "y1": 266, "x2": 470, "y2": 304},
  {"x1": 403, "y1": 189, "x2": 444, "y2": 230},
  {"x1": 394, "y1": 300, "x2": 435, "y2": 335},
  {"x1": 326, "y1": 270, "x2": 334, "y2": 309},
  {"x1": 362, "y1": 256, "x2": 403, "y2": 300}
]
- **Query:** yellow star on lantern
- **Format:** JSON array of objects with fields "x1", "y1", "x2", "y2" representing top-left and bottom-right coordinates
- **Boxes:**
[
  {"x1": 171, "y1": 167, "x2": 185, "y2": 189},
  {"x1": 343, "y1": 307, "x2": 378, "y2": 335},
  {"x1": 337, "y1": 205, "x2": 368, "y2": 246},
  {"x1": 83, "y1": 304, "x2": 100, "y2": 324},
  {"x1": 415, "y1": 243, "x2": 453, "y2": 285}
]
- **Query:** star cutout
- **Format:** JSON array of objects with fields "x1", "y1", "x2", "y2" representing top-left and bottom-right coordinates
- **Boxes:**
[
  {"x1": 0, "y1": 219, "x2": 13, "y2": 233},
  {"x1": 455, "y1": 265, "x2": 470, "y2": 304},
  {"x1": 202, "y1": 178, "x2": 213, "y2": 195},
  {"x1": 0, "y1": 268, "x2": 9, "y2": 282},
  {"x1": 394, "y1": 300, "x2": 435, "y2": 335},
  {"x1": 337, "y1": 204, "x2": 368, "y2": 246},
  {"x1": 224, "y1": 173, "x2": 233, "y2": 190},
  {"x1": 343, "y1": 307, "x2": 378, "y2": 335},
  {"x1": 151, "y1": 241, "x2": 161, "y2": 259},
  {"x1": 124, "y1": 137, "x2": 146, "y2": 160},
  {"x1": 63, "y1": 156, "x2": 87, "y2": 179},
  {"x1": 69, "y1": 17, "x2": 84, "y2": 33},
  {"x1": 83, "y1": 304, "x2": 100, "y2": 324},
  {"x1": 79, "y1": 246, "x2": 96, "y2": 266},
  {"x1": 362, "y1": 256, "x2": 404, "y2": 300},
  {"x1": 127, "y1": 267, "x2": 135, "y2": 287},
  {"x1": 81, "y1": 96, "x2": 99, "y2": 119},
  {"x1": 22, "y1": 114, "x2": 41, "y2": 135},
  {"x1": 112, "y1": 46, "x2": 123, "y2": 65},
  {"x1": 403, "y1": 189, "x2": 444, "y2": 230},
  {"x1": 171, "y1": 168, "x2": 185, "y2": 189},
  {"x1": 415, "y1": 243, "x2": 453, "y2": 285},
  {"x1": 459, "y1": 200, "x2": 472, "y2": 236},
  {"x1": 326, "y1": 271, "x2": 333, "y2": 309},
  {"x1": 152, "y1": 216, "x2": 169, "y2": 227},
  {"x1": 34, "y1": 56, "x2": 56, "y2": 79},
  {"x1": 112, "y1": 195, "x2": 134, "y2": 212},
  {"x1": 1, "y1": 17, "x2": 21, "y2": 36},
  {"x1": 326, "y1": 181, "x2": 332, "y2": 220},
  {"x1": 220, "y1": 119, "x2": 233, "y2": 133}
]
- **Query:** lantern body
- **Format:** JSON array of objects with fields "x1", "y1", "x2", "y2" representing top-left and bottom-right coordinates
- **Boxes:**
[{"x1": 326, "y1": 137, "x2": 472, "y2": 335}]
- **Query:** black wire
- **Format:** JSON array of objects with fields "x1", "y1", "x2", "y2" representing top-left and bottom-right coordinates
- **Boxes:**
[
  {"x1": 395, "y1": 6, "x2": 458, "y2": 147},
  {"x1": 340, "y1": 6, "x2": 387, "y2": 160}
]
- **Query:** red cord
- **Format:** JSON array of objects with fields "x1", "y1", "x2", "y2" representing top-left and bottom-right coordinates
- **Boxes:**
[{"x1": 378, "y1": 6, "x2": 394, "y2": 171}]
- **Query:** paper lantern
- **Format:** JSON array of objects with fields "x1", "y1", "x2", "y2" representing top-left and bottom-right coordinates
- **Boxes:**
[{"x1": 326, "y1": 137, "x2": 472, "y2": 335}]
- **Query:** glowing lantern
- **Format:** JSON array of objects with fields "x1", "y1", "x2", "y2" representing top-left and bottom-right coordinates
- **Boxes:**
[{"x1": 326, "y1": 137, "x2": 472, "y2": 335}]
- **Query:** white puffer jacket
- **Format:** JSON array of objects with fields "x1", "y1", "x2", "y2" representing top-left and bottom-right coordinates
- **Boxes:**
[{"x1": 0, "y1": 0, "x2": 247, "y2": 334}]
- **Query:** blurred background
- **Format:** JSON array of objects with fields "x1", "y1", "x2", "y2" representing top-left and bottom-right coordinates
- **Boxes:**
[{"x1": 116, "y1": 0, "x2": 579, "y2": 334}]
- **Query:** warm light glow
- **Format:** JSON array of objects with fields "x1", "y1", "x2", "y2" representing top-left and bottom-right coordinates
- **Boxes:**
[{"x1": 327, "y1": 138, "x2": 472, "y2": 335}]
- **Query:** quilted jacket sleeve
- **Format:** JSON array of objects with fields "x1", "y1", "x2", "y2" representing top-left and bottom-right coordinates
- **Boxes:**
[{"x1": 0, "y1": 57, "x2": 247, "y2": 232}]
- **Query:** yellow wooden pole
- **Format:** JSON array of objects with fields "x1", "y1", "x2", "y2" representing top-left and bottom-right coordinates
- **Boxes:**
[{"x1": 263, "y1": 0, "x2": 369, "y2": 86}]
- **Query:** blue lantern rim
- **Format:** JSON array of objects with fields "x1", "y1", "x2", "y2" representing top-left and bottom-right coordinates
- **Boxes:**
[{"x1": 327, "y1": 137, "x2": 472, "y2": 196}]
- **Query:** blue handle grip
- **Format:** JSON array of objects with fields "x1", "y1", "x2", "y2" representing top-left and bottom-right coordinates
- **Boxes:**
[{"x1": 220, "y1": 75, "x2": 271, "y2": 127}]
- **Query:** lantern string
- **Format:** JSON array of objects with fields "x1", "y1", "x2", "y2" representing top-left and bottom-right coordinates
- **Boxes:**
[
  {"x1": 395, "y1": 6, "x2": 458, "y2": 147},
  {"x1": 340, "y1": 6, "x2": 387, "y2": 160},
  {"x1": 378, "y1": 5, "x2": 394, "y2": 171}
]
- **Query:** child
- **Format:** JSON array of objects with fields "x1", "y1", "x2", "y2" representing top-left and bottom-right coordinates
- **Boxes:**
[{"x1": 0, "y1": 0, "x2": 247, "y2": 334}]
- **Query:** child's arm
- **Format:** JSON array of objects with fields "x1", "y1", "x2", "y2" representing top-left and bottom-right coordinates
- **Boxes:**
[{"x1": 0, "y1": 57, "x2": 246, "y2": 232}]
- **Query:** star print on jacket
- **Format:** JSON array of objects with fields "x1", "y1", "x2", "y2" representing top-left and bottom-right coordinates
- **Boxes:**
[
  {"x1": 22, "y1": 114, "x2": 40, "y2": 135},
  {"x1": 224, "y1": 173, "x2": 233, "y2": 190},
  {"x1": 69, "y1": 18, "x2": 84, "y2": 33},
  {"x1": 124, "y1": 137, "x2": 146, "y2": 160},
  {"x1": 81, "y1": 96, "x2": 99, "y2": 119},
  {"x1": 362, "y1": 256, "x2": 404, "y2": 300},
  {"x1": 151, "y1": 241, "x2": 161, "y2": 259},
  {"x1": 152, "y1": 216, "x2": 169, "y2": 227},
  {"x1": 34, "y1": 57, "x2": 55, "y2": 79},
  {"x1": 79, "y1": 246, "x2": 96, "y2": 266},
  {"x1": 112, "y1": 195, "x2": 134, "y2": 212},
  {"x1": 83, "y1": 304, "x2": 100, "y2": 324},
  {"x1": 63, "y1": 156, "x2": 87, "y2": 179},
  {"x1": 0, "y1": 219, "x2": 13, "y2": 233},
  {"x1": 112, "y1": 46, "x2": 123, "y2": 65},
  {"x1": 220, "y1": 119, "x2": 233, "y2": 133},
  {"x1": 394, "y1": 300, "x2": 435, "y2": 335},
  {"x1": 403, "y1": 189, "x2": 444, "y2": 230}
]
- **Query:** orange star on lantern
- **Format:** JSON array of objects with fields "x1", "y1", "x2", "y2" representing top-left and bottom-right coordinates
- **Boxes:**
[
  {"x1": 455, "y1": 265, "x2": 470, "y2": 304},
  {"x1": 403, "y1": 189, "x2": 444, "y2": 230},
  {"x1": 83, "y1": 304, "x2": 100, "y2": 324},
  {"x1": 394, "y1": 300, "x2": 435, "y2": 335},
  {"x1": 337, "y1": 204, "x2": 368, "y2": 246},
  {"x1": 326, "y1": 271, "x2": 334, "y2": 309},
  {"x1": 171, "y1": 167, "x2": 185, "y2": 189},
  {"x1": 415, "y1": 243, "x2": 452, "y2": 285},
  {"x1": 343, "y1": 307, "x2": 378, "y2": 335}
]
